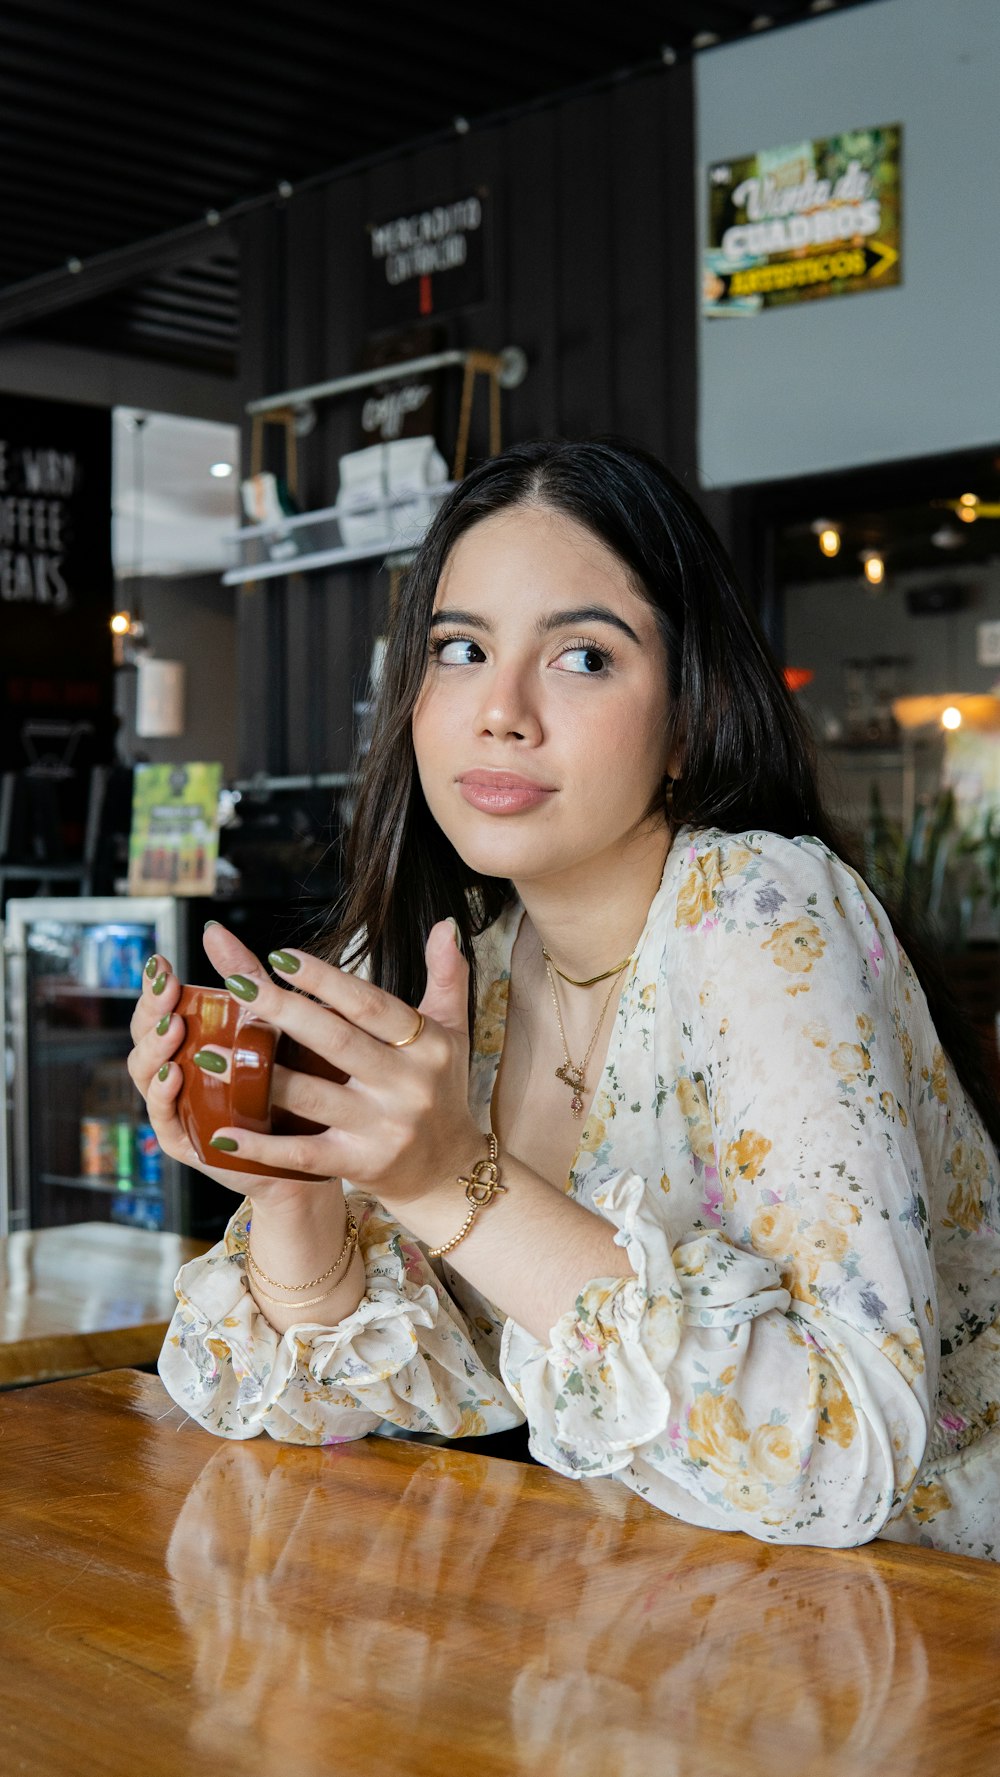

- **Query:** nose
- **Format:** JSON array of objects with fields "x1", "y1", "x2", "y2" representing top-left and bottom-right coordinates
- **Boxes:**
[{"x1": 474, "y1": 660, "x2": 543, "y2": 745}]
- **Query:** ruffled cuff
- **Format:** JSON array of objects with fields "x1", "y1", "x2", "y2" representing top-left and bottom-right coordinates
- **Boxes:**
[
  {"x1": 500, "y1": 1171, "x2": 791, "y2": 1478},
  {"x1": 159, "y1": 1196, "x2": 520, "y2": 1443}
]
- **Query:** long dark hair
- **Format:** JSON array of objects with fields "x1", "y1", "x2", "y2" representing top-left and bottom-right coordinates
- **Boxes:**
[{"x1": 322, "y1": 437, "x2": 1000, "y2": 1147}]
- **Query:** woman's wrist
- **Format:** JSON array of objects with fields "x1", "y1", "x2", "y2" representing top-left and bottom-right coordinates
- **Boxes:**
[{"x1": 243, "y1": 1179, "x2": 366, "y2": 1333}]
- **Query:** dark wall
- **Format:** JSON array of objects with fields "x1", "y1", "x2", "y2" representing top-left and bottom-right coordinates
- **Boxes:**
[{"x1": 235, "y1": 64, "x2": 700, "y2": 778}]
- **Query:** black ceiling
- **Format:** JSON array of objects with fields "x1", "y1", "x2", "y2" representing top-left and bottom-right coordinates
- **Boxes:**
[{"x1": 0, "y1": 0, "x2": 879, "y2": 373}]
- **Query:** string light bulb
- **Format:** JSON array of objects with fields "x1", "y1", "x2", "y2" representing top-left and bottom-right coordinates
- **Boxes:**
[
  {"x1": 110, "y1": 611, "x2": 131, "y2": 635},
  {"x1": 959, "y1": 492, "x2": 978, "y2": 507},
  {"x1": 863, "y1": 553, "x2": 885, "y2": 586},
  {"x1": 958, "y1": 503, "x2": 978, "y2": 524},
  {"x1": 941, "y1": 705, "x2": 963, "y2": 730}
]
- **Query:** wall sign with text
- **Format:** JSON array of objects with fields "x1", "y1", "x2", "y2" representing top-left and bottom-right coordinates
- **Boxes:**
[
  {"x1": 704, "y1": 124, "x2": 902, "y2": 316},
  {"x1": 366, "y1": 191, "x2": 488, "y2": 329},
  {"x1": 0, "y1": 392, "x2": 113, "y2": 773}
]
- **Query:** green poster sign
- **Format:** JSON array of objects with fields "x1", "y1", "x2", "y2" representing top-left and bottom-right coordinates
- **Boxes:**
[
  {"x1": 704, "y1": 123, "x2": 902, "y2": 316},
  {"x1": 128, "y1": 762, "x2": 221, "y2": 896}
]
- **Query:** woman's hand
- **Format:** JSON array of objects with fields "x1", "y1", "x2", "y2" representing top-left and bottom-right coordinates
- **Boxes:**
[
  {"x1": 197, "y1": 918, "x2": 482, "y2": 1210},
  {"x1": 126, "y1": 948, "x2": 336, "y2": 1210}
]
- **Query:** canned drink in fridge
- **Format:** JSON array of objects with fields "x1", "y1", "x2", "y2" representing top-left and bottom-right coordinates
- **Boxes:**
[
  {"x1": 114, "y1": 1120, "x2": 134, "y2": 1188},
  {"x1": 135, "y1": 1123, "x2": 163, "y2": 1187},
  {"x1": 81, "y1": 1116, "x2": 116, "y2": 1177}
]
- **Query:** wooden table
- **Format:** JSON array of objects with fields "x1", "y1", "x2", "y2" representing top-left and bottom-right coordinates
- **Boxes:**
[
  {"x1": 0, "y1": 1222, "x2": 208, "y2": 1386},
  {"x1": 1, "y1": 1370, "x2": 998, "y2": 1777}
]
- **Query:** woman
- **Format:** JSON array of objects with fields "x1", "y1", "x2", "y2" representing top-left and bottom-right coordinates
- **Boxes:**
[{"x1": 133, "y1": 438, "x2": 1000, "y2": 1558}]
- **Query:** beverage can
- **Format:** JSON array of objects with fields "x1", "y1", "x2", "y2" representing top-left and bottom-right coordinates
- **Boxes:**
[
  {"x1": 114, "y1": 1120, "x2": 134, "y2": 1187},
  {"x1": 81, "y1": 1116, "x2": 116, "y2": 1177},
  {"x1": 135, "y1": 1123, "x2": 163, "y2": 1186}
]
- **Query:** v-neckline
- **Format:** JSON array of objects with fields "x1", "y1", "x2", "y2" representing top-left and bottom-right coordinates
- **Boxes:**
[{"x1": 484, "y1": 828, "x2": 686, "y2": 1193}]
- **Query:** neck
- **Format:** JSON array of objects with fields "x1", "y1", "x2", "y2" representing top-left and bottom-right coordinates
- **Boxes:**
[{"x1": 513, "y1": 821, "x2": 673, "y2": 986}]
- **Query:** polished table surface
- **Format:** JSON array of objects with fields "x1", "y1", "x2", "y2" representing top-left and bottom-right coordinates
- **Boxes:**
[
  {"x1": 0, "y1": 1222, "x2": 209, "y2": 1386},
  {"x1": 1, "y1": 1370, "x2": 998, "y2": 1777}
]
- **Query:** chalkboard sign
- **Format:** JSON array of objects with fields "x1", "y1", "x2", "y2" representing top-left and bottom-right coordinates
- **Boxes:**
[
  {"x1": 365, "y1": 190, "x2": 489, "y2": 331},
  {"x1": 0, "y1": 393, "x2": 114, "y2": 789}
]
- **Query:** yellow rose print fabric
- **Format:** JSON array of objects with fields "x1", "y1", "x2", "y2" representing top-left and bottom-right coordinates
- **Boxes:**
[{"x1": 159, "y1": 827, "x2": 1000, "y2": 1560}]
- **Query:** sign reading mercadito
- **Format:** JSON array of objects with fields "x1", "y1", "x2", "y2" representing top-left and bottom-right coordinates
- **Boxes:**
[
  {"x1": 366, "y1": 192, "x2": 488, "y2": 329},
  {"x1": 704, "y1": 124, "x2": 901, "y2": 316}
]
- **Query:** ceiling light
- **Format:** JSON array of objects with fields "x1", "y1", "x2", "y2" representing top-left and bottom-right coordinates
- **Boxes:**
[
  {"x1": 210, "y1": 461, "x2": 234, "y2": 478},
  {"x1": 110, "y1": 611, "x2": 131, "y2": 635},
  {"x1": 810, "y1": 517, "x2": 841, "y2": 557},
  {"x1": 941, "y1": 706, "x2": 962, "y2": 730},
  {"x1": 862, "y1": 553, "x2": 885, "y2": 586}
]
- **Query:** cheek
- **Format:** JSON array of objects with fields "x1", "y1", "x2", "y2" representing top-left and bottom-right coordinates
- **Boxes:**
[
  {"x1": 411, "y1": 680, "x2": 462, "y2": 768},
  {"x1": 567, "y1": 681, "x2": 669, "y2": 777}
]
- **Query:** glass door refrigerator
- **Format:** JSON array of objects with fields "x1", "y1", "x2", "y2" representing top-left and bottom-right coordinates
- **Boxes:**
[{"x1": 1, "y1": 897, "x2": 187, "y2": 1236}]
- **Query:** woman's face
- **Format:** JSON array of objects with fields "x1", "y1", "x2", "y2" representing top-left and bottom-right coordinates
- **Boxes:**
[{"x1": 411, "y1": 503, "x2": 672, "y2": 886}]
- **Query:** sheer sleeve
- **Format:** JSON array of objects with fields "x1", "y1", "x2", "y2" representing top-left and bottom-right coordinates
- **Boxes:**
[
  {"x1": 501, "y1": 832, "x2": 939, "y2": 1547},
  {"x1": 158, "y1": 1193, "x2": 523, "y2": 1444}
]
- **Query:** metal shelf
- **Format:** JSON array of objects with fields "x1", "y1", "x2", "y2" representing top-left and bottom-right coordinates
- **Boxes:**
[
  {"x1": 222, "y1": 484, "x2": 455, "y2": 586},
  {"x1": 36, "y1": 983, "x2": 139, "y2": 1001},
  {"x1": 41, "y1": 1173, "x2": 163, "y2": 1201}
]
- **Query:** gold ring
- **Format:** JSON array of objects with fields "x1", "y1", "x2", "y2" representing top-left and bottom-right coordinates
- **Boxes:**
[{"x1": 390, "y1": 1010, "x2": 425, "y2": 1049}]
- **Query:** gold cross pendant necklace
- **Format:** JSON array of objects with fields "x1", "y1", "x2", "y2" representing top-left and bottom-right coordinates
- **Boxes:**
[{"x1": 542, "y1": 949, "x2": 632, "y2": 1118}]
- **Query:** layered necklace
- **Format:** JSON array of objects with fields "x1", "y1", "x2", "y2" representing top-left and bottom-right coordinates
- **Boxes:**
[{"x1": 541, "y1": 946, "x2": 633, "y2": 1118}]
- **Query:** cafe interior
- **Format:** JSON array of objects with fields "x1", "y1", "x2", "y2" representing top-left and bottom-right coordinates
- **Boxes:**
[{"x1": 2, "y1": 1, "x2": 999, "y2": 1771}]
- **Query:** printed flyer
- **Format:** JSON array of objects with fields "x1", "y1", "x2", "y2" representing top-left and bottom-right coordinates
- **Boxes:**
[
  {"x1": 127, "y1": 761, "x2": 221, "y2": 896},
  {"x1": 704, "y1": 123, "x2": 902, "y2": 316}
]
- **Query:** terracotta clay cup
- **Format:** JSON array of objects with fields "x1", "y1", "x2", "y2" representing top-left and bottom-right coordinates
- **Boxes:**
[{"x1": 175, "y1": 984, "x2": 346, "y2": 1181}]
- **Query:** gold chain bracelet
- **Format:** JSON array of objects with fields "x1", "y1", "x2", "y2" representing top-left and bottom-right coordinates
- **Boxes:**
[
  {"x1": 246, "y1": 1206, "x2": 358, "y2": 1294},
  {"x1": 428, "y1": 1134, "x2": 506, "y2": 1258}
]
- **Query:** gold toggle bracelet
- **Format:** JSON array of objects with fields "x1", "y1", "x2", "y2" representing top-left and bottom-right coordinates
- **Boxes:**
[{"x1": 428, "y1": 1134, "x2": 506, "y2": 1258}]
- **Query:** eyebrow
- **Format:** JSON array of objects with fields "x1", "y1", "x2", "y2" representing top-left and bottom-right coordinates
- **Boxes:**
[{"x1": 428, "y1": 605, "x2": 642, "y2": 645}]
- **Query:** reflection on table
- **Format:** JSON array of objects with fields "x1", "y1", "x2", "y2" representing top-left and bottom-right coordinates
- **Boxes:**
[
  {"x1": 0, "y1": 1222, "x2": 208, "y2": 1385},
  {"x1": 2, "y1": 1369, "x2": 998, "y2": 1776}
]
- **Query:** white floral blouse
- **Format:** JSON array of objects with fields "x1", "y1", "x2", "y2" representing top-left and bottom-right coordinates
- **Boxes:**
[{"x1": 159, "y1": 827, "x2": 1000, "y2": 1560}]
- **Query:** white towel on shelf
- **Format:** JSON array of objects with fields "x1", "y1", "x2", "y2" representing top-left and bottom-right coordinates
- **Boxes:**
[
  {"x1": 384, "y1": 437, "x2": 449, "y2": 540},
  {"x1": 337, "y1": 437, "x2": 447, "y2": 549}
]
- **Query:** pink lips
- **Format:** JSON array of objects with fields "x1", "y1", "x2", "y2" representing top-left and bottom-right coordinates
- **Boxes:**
[{"x1": 457, "y1": 770, "x2": 556, "y2": 814}]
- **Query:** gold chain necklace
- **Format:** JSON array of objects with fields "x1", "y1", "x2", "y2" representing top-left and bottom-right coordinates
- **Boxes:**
[
  {"x1": 542, "y1": 953, "x2": 632, "y2": 1118},
  {"x1": 541, "y1": 948, "x2": 633, "y2": 988}
]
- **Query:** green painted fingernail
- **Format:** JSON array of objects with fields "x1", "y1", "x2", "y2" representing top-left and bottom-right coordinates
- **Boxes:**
[
  {"x1": 204, "y1": 919, "x2": 219, "y2": 931},
  {"x1": 269, "y1": 950, "x2": 300, "y2": 973},
  {"x1": 144, "y1": 955, "x2": 158, "y2": 979},
  {"x1": 210, "y1": 1135, "x2": 239, "y2": 1152},
  {"x1": 225, "y1": 973, "x2": 258, "y2": 1001},
  {"x1": 193, "y1": 1049, "x2": 227, "y2": 1074},
  {"x1": 156, "y1": 1013, "x2": 170, "y2": 1036},
  {"x1": 157, "y1": 1062, "x2": 170, "y2": 1082},
  {"x1": 152, "y1": 972, "x2": 168, "y2": 995}
]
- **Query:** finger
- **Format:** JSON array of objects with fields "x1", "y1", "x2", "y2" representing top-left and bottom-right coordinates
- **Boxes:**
[
  {"x1": 127, "y1": 1008, "x2": 187, "y2": 1095},
  {"x1": 204, "y1": 1122, "x2": 346, "y2": 1181},
  {"x1": 266, "y1": 945, "x2": 430, "y2": 1050},
  {"x1": 190, "y1": 1042, "x2": 232, "y2": 1082},
  {"x1": 270, "y1": 1062, "x2": 364, "y2": 1133},
  {"x1": 418, "y1": 919, "x2": 469, "y2": 1036},
  {"x1": 130, "y1": 954, "x2": 180, "y2": 1042},
  {"x1": 216, "y1": 946, "x2": 419, "y2": 1087}
]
